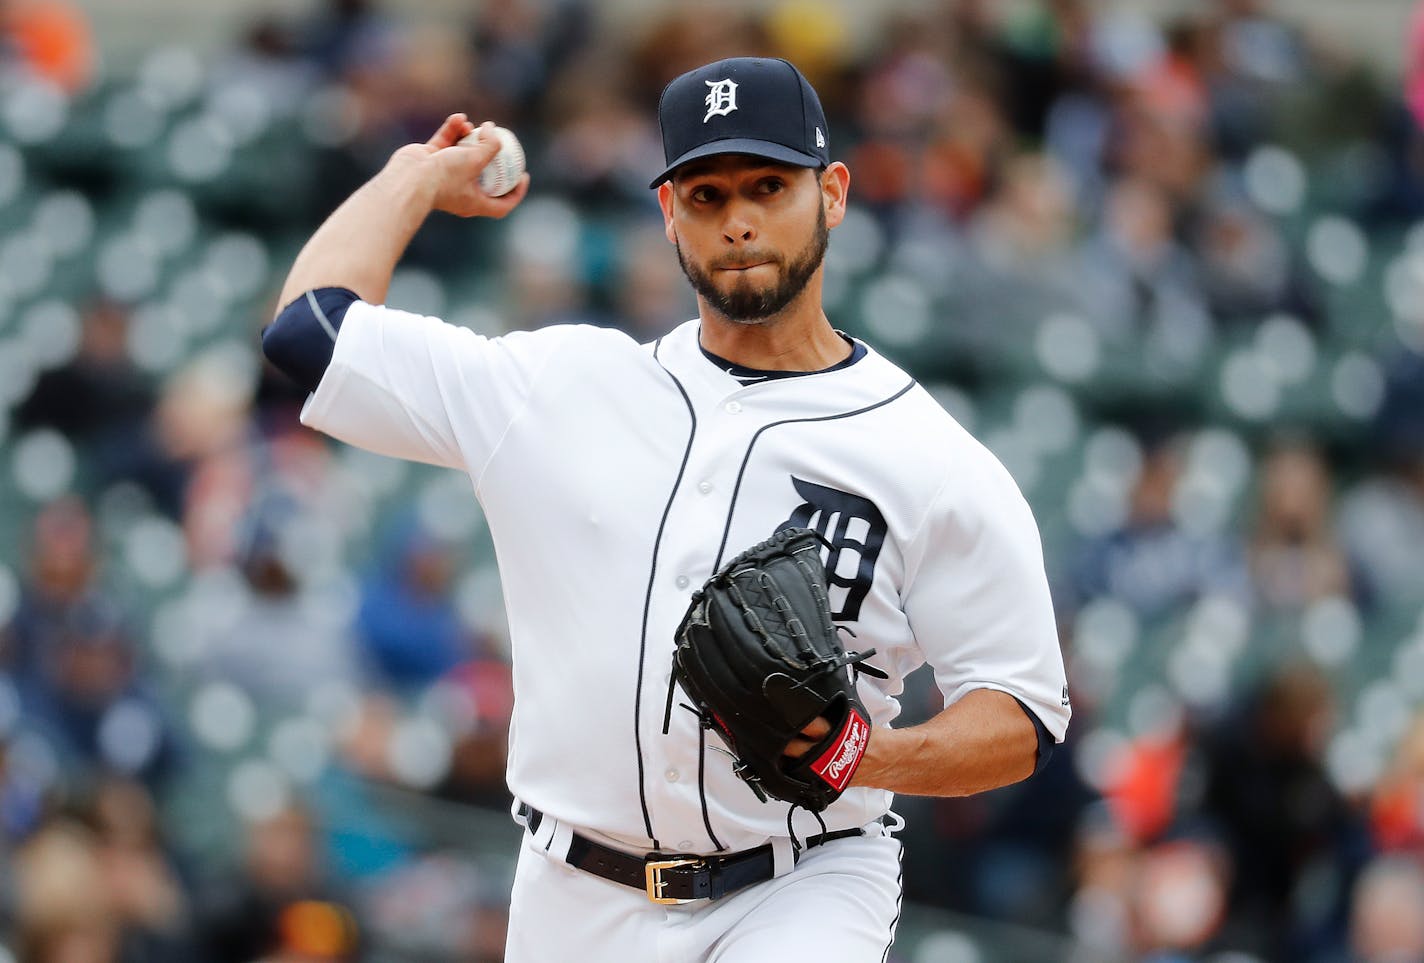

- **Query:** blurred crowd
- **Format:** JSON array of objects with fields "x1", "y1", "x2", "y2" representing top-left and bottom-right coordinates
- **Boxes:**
[{"x1": 4, "y1": 0, "x2": 1424, "y2": 961}]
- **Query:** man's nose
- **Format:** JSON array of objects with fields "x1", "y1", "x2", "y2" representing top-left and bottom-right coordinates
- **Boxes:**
[{"x1": 722, "y1": 203, "x2": 757, "y2": 244}]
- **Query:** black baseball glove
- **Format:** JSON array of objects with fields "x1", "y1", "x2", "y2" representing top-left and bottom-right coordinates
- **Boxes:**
[{"x1": 664, "y1": 527, "x2": 886, "y2": 813}]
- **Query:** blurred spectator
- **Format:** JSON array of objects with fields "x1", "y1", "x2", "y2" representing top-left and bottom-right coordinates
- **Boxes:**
[
  {"x1": 628, "y1": 4, "x2": 770, "y2": 96},
  {"x1": 469, "y1": 0, "x2": 592, "y2": 123},
  {"x1": 1071, "y1": 435, "x2": 1249, "y2": 620},
  {"x1": 210, "y1": 16, "x2": 320, "y2": 122},
  {"x1": 438, "y1": 656, "x2": 515, "y2": 809},
  {"x1": 2, "y1": 497, "x2": 99, "y2": 682},
  {"x1": 1065, "y1": 804, "x2": 1137, "y2": 959},
  {"x1": 299, "y1": 0, "x2": 393, "y2": 80},
  {"x1": 361, "y1": 850, "x2": 508, "y2": 961},
  {"x1": 842, "y1": 19, "x2": 934, "y2": 214},
  {"x1": 1198, "y1": 663, "x2": 1370, "y2": 960},
  {"x1": 1193, "y1": 193, "x2": 1320, "y2": 328},
  {"x1": 335, "y1": 651, "x2": 512, "y2": 808},
  {"x1": 195, "y1": 802, "x2": 359, "y2": 963},
  {"x1": 1130, "y1": 835, "x2": 1232, "y2": 959},
  {"x1": 1350, "y1": 854, "x2": 1424, "y2": 963},
  {"x1": 1197, "y1": 0, "x2": 1309, "y2": 159},
  {"x1": 538, "y1": 52, "x2": 662, "y2": 207},
  {"x1": 195, "y1": 520, "x2": 359, "y2": 711},
  {"x1": 356, "y1": 521, "x2": 466, "y2": 695},
  {"x1": 1247, "y1": 439, "x2": 1363, "y2": 612},
  {"x1": 11, "y1": 821, "x2": 122, "y2": 963},
  {"x1": 14, "y1": 302, "x2": 185, "y2": 517},
  {"x1": 504, "y1": 247, "x2": 590, "y2": 331},
  {"x1": 922, "y1": 79, "x2": 1013, "y2": 220},
  {"x1": 610, "y1": 222, "x2": 697, "y2": 339},
  {"x1": 1410, "y1": 1, "x2": 1424, "y2": 132},
  {"x1": 1104, "y1": 713, "x2": 1191, "y2": 847},
  {"x1": 933, "y1": 152, "x2": 1082, "y2": 371},
  {"x1": 897, "y1": 661, "x2": 1096, "y2": 928},
  {"x1": 23, "y1": 597, "x2": 180, "y2": 790},
  {"x1": 0, "y1": 0, "x2": 94, "y2": 93},
  {"x1": 997, "y1": 0, "x2": 1096, "y2": 140},
  {"x1": 84, "y1": 778, "x2": 194, "y2": 961},
  {"x1": 1073, "y1": 176, "x2": 1208, "y2": 344},
  {"x1": 1341, "y1": 350, "x2": 1424, "y2": 614},
  {"x1": 1371, "y1": 712, "x2": 1424, "y2": 853}
]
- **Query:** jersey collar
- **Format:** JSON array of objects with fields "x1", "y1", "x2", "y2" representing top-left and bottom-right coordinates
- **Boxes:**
[{"x1": 652, "y1": 319, "x2": 913, "y2": 414}]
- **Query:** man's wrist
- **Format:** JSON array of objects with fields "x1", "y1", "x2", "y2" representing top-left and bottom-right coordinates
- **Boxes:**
[
  {"x1": 851, "y1": 725, "x2": 911, "y2": 790},
  {"x1": 378, "y1": 147, "x2": 441, "y2": 219}
]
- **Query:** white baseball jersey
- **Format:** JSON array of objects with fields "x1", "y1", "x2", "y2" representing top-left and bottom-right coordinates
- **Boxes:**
[{"x1": 300, "y1": 302, "x2": 1070, "y2": 854}]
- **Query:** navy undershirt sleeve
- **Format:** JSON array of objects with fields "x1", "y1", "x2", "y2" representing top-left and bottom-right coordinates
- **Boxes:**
[
  {"x1": 1014, "y1": 697, "x2": 1056, "y2": 776},
  {"x1": 261, "y1": 287, "x2": 360, "y2": 393}
]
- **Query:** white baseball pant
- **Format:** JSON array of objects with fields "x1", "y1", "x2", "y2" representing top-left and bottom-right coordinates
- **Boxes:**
[{"x1": 505, "y1": 819, "x2": 904, "y2": 962}]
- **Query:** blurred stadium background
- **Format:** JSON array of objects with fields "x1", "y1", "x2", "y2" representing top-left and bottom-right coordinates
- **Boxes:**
[{"x1": 4, "y1": 0, "x2": 1424, "y2": 960}]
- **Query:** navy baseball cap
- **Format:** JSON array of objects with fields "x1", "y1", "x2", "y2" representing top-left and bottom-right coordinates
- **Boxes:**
[{"x1": 650, "y1": 57, "x2": 830, "y2": 189}]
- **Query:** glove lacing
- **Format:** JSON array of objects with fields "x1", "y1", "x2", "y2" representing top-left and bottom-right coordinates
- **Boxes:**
[{"x1": 785, "y1": 804, "x2": 830, "y2": 859}]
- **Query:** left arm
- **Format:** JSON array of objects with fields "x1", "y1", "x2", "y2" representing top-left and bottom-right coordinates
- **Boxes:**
[
  {"x1": 851, "y1": 689, "x2": 1037, "y2": 796},
  {"x1": 789, "y1": 441, "x2": 1070, "y2": 798},
  {"x1": 789, "y1": 688, "x2": 1038, "y2": 796}
]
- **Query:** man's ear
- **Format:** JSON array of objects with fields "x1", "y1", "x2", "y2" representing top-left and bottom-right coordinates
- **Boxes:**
[
  {"x1": 658, "y1": 182, "x2": 677, "y2": 244},
  {"x1": 822, "y1": 162, "x2": 850, "y2": 230}
]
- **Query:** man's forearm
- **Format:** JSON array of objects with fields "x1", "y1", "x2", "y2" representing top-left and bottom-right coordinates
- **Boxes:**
[
  {"x1": 854, "y1": 688, "x2": 1038, "y2": 797},
  {"x1": 276, "y1": 150, "x2": 437, "y2": 312}
]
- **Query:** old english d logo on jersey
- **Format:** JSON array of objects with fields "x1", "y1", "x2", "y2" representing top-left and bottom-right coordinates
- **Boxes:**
[
  {"x1": 779, "y1": 477, "x2": 886, "y2": 622},
  {"x1": 703, "y1": 79, "x2": 738, "y2": 122}
]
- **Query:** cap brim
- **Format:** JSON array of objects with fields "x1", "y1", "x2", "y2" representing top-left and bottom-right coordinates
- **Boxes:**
[{"x1": 648, "y1": 138, "x2": 823, "y2": 189}]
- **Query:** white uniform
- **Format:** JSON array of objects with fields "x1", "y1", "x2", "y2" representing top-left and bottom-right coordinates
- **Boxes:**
[{"x1": 299, "y1": 301, "x2": 1070, "y2": 960}]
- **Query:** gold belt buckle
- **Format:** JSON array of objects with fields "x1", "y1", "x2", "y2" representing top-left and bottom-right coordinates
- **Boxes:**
[{"x1": 645, "y1": 857, "x2": 702, "y2": 905}]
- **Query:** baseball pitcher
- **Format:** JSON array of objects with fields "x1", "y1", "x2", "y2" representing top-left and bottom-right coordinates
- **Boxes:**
[{"x1": 263, "y1": 57, "x2": 1070, "y2": 962}]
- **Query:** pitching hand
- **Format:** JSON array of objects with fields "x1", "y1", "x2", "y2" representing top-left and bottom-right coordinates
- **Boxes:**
[{"x1": 393, "y1": 115, "x2": 530, "y2": 219}]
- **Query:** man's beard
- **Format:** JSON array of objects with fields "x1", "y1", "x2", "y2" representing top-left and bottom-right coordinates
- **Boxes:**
[{"x1": 676, "y1": 205, "x2": 829, "y2": 325}]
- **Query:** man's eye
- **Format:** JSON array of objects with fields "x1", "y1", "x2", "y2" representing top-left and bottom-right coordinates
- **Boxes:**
[
  {"x1": 691, "y1": 187, "x2": 717, "y2": 203},
  {"x1": 758, "y1": 179, "x2": 783, "y2": 194}
]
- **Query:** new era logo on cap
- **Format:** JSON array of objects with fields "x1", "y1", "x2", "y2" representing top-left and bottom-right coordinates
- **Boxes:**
[{"x1": 651, "y1": 57, "x2": 830, "y2": 188}]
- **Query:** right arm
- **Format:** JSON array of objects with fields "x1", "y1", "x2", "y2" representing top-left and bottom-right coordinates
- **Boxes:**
[
  {"x1": 261, "y1": 116, "x2": 539, "y2": 471},
  {"x1": 275, "y1": 114, "x2": 530, "y2": 312}
]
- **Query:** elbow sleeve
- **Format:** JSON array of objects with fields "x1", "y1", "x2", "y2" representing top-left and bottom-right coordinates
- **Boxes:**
[
  {"x1": 261, "y1": 287, "x2": 360, "y2": 393},
  {"x1": 1015, "y1": 698, "x2": 1056, "y2": 776}
]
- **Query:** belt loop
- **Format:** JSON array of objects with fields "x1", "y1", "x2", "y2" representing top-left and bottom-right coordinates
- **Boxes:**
[
  {"x1": 511, "y1": 798, "x2": 530, "y2": 829},
  {"x1": 769, "y1": 835, "x2": 796, "y2": 877},
  {"x1": 529, "y1": 808, "x2": 559, "y2": 853},
  {"x1": 544, "y1": 816, "x2": 574, "y2": 861}
]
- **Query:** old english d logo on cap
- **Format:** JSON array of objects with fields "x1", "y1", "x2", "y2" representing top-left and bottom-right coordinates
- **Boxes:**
[
  {"x1": 704, "y1": 79, "x2": 739, "y2": 122},
  {"x1": 650, "y1": 57, "x2": 830, "y2": 188}
]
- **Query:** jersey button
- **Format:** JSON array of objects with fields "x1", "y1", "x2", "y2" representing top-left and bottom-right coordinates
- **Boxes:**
[
  {"x1": 665, "y1": 768, "x2": 680, "y2": 783},
  {"x1": 697, "y1": 481, "x2": 713, "y2": 494},
  {"x1": 724, "y1": 401, "x2": 742, "y2": 414},
  {"x1": 675, "y1": 575, "x2": 689, "y2": 589}
]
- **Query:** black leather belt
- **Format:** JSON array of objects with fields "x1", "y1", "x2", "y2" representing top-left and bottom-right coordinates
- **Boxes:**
[{"x1": 518, "y1": 804, "x2": 867, "y2": 904}]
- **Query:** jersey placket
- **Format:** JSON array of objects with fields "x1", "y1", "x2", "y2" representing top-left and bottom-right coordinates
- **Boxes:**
[{"x1": 642, "y1": 389, "x2": 762, "y2": 852}]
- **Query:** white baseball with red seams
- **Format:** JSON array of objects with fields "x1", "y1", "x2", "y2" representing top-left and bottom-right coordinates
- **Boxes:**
[{"x1": 461, "y1": 125, "x2": 525, "y2": 197}]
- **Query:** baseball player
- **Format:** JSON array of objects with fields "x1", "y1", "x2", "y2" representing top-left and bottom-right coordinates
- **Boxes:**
[{"x1": 262, "y1": 57, "x2": 1069, "y2": 962}]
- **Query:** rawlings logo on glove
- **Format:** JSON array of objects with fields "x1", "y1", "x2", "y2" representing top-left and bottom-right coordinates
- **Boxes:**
[
  {"x1": 812, "y1": 710, "x2": 871, "y2": 792},
  {"x1": 664, "y1": 527, "x2": 886, "y2": 813}
]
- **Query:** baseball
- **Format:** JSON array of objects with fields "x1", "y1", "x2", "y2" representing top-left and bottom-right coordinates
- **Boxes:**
[{"x1": 461, "y1": 125, "x2": 525, "y2": 197}]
